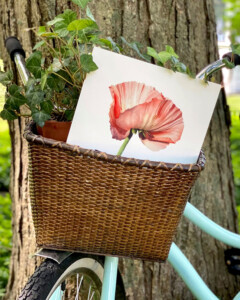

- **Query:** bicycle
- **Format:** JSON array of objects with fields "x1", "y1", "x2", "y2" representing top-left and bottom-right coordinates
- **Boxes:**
[{"x1": 4, "y1": 37, "x2": 240, "y2": 300}]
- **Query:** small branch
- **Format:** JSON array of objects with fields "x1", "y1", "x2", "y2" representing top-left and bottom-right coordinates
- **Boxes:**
[{"x1": 52, "y1": 72, "x2": 76, "y2": 87}]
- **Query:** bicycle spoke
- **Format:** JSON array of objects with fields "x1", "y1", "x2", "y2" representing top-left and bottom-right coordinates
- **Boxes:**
[
  {"x1": 75, "y1": 274, "x2": 84, "y2": 300},
  {"x1": 89, "y1": 291, "x2": 95, "y2": 300},
  {"x1": 87, "y1": 285, "x2": 92, "y2": 300}
]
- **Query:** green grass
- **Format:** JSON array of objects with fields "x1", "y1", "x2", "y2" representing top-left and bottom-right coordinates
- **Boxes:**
[
  {"x1": 230, "y1": 114, "x2": 240, "y2": 204},
  {"x1": 227, "y1": 94, "x2": 240, "y2": 114},
  {"x1": 0, "y1": 194, "x2": 11, "y2": 296},
  {"x1": 0, "y1": 70, "x2": 11, "y2": 296},
  {"x1": 0, "y1": 80, "x2": 7, "y2": 133},
  {"x1": 0, "y1": 130, "x2": 10, "y2": 192},
  {"x1": 0, "y1": 84, "x2": 10, "y2": 192},
  {"x1": 228, "y1": 94, "x2": 240, "y2": 230}
]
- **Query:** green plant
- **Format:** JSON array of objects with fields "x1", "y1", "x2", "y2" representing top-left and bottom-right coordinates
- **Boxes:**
[
  {"x1": 228, "y1": 95, "x2": 240, "y2": 206},
  {"x1": 0, "y1": 0, "x2": 121, "y2": 127},
  {"x1": 0, "y1": 86, "x2": 12, "y2": 296},
  {"x1": 0, "y1": 82, "x2": 10, "y2": 192},
  {"x1": 237, "y1": 206, "x2": 240, "y2": 231},
  {"x1": 223, "y1": 0, "x2": 240, "y2": 44},
  {"x1": 0, "y1": 193, "x2": 12, "y2": 296},
  {"x1": 147, "y1": 45, "x2": 195, "y2": 77},
  {"x1": 0, "y1": 130, "x2": 11, "y2": 192},
  {"x1": 231, "y1": 114, "x2": 240, "y2": 205}
]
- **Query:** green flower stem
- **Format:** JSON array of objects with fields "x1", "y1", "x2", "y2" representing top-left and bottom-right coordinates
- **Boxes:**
[{"x1": 117, "y1": 130, "x2": 133, "y2": 156}]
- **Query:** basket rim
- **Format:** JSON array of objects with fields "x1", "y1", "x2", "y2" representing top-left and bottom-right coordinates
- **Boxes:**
[{"x1": 24, "y1": 121, "x2": 205, "y2": 172}]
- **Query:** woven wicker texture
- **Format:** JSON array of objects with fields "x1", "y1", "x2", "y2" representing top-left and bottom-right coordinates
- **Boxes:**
[{"x1": 25, "y1": 123, "x2": 205, "y2": 262}]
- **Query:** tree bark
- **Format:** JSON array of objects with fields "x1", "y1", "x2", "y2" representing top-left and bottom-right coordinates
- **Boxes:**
[{"x1": 0, "y1": 0, "x2": 239, "y2": 299}]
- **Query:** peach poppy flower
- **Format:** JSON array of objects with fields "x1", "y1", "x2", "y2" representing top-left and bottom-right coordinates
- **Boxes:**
[{"x1": 109, "y1": 81, "x2": 184, "y2": 151}]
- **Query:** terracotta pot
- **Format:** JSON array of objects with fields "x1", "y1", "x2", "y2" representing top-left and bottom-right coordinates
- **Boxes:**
[{"x1": 37, "y1": 120, "x2": 72, "y2": 142}]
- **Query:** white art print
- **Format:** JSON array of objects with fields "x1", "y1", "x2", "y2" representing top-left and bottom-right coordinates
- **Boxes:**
[{"x1": 67, "y1": 47, "x2": 221, "y2": 164}]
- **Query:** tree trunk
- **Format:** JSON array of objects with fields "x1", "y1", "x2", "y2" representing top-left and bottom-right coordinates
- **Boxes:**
[{"x1": 0, "y1": 0, "x2": 239, "y2": 299}]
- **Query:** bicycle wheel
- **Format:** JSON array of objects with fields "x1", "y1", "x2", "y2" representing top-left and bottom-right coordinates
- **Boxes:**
[{"x1": 18, "y1": 253, "x2": 126, "y2": 300}]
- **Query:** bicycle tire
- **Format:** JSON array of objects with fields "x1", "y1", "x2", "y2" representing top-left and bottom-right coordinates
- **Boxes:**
[{"x1": 18, "y1": 253, "x2": 126, "y2": 300}]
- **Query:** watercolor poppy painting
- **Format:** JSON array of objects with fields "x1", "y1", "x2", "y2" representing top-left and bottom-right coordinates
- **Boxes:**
[
  {"x1": 109, "y1": 81, "x2": 184, "y2": 152},
  {"x1": 67, "y1": 47, "x2": 221, "y2": 164}
]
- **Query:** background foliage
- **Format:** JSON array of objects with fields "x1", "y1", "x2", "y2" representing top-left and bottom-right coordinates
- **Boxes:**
[
  {"x1": 0, "y1": 78, "x2": 12, "y2": 297},
  {"x1": 228, "y1": 95, "x2": 240, "y2": 229},
  {"x1": 223, "y1": 0, "x2": 240, "y2": 43}
]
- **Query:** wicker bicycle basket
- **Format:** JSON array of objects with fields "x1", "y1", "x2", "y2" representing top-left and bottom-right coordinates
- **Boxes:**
[{"x1": 24, "y1": 122, "x2": 205, "y2": 262}]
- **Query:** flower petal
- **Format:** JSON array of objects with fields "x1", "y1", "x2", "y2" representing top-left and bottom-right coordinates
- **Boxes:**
[
  {"x1": 109, "y1": 99, "x2": 130, "y2": 140},
  {"x1": 108, "y1": 81, "x2": 184, "y2": 149},
  {"x1": 139, "y1": 121, "x2": 184, "y2": 151},
  {"x1": 140, "y1": 139, "x2": 170, "y2": 151},
  {"x1": 109, "y1": 81, "x2": 163, "y2": 113}
]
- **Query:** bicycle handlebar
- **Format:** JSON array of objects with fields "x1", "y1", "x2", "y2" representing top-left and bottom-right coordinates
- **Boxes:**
[
  {"x1": 222, "y1": 52, "x2": 240, "y2": 66},
  {"x1": 5, "y1": 37, "x2": 29, "y2": 84},
  {"x1": 196, "y1": 52, "x2": 240, "y2": 80},
  {"x1": 5, "y1": 36, "x2": 26, "y2": 61}
]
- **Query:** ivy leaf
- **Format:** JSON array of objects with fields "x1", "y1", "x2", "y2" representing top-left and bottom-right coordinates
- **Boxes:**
[
  {"x1": 176, "y1": 62, "x2": 187, "y2": 73},
  {"x1": 80, "y1": 54, "x2": 98, "y2": 73},
  {"x1": 38, "y1": 26, "x2": 46, "y2": 35},
  {"x1": 170, "y1": 57, "x2": 187, "y2": 73},
  {"x1": 0, "y1": 70, "x2": 13, "y2": 86},
  {"x1": 47, "y1": 17, "x2": 64, "y2": 26},
  {"x1": 157, "y1": 51, "x2": 172, "y2": 64},
  {"x1": 62, "y1": 98, "x2": 70, "y2": 105},
  {"x1": 0, "y1": 109, "x2": 18, "y2": 120},
  {"x1": 26, "y1": 51, "x2": 42, "y2": 79},
  {"x1": 64, "y1": 109, "x2": 75, "y2": 121},
  {"x1": 86, "y1": 6, "x2": 95, "y2": 21},
  {"x1": 8, "y1": 84, "x2": 20, "y2": 95},
  {"x1": 26, "y1": 89, "x2": 45, "y2": 106},
  {"x1": 40, "y1": 101, "x2": 54, "y2": 114},
  {"x1": 71, "y1": 0, "x2": 92, "y2": 9},
  {"x1": 65, "y1": 87, "x2": 79, "y2": 102},
  {"x1": 231, "y1": 44, "x2": 240, "y2": 56},
  {"x1": 44, "y1": 89, "x2": 54, "y2": 102},
  {"x1": 40, "y1": 72, "x2": 48, "y2": 90},
  {"x1": 223, "y1": 58, "x2": 235, "y2": 69},
  {"x1": 121, "y1": 37, "x2": 150, "y2": 62},
  {"x1": 147, "y1": 47, "x2": 160, "y2": 61},
  {"x1": 48, "y1": 58, "x2": 62, "y2": 73},
  {"x1": 58, "y1": 10, "x2": 77, "y2": 26},
  {"x1": 47, "y1": 74, "x2": 66, "y2": 92},
  {"x1": 106, "y1": 37, "x2": 121, "y2": 53},
  {"x1": 8, "y1": 84, "x2": 27, "y2": 108},
  {"x1": 165, "y1": 45, "x2": 179, "y2": 58},
  {"x1": 69, "y1": 59, "x2": 78, "y2": 72},
  {"x1": 67, "y1": 19, "x2": 98, "y2": 31},
  {"x1": 32, "y1": 111, "x2": 51, "y2": 127},
  {"x1": 33, "y1": 41, "x2": 45, "y2": 50},
  {"x1": 92, "y1": 38, "x2": 112, "y2": 48},
  {"x1": 148, "y1": 45, "x2": 179, "y2": 64},
  {"x1": 54, "y1": 9, "x2": 77, "y2": 37}
]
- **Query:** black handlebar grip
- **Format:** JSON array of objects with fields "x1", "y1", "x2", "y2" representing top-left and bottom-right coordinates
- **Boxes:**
[
  {"x1": 222, "y1": 52, "x2": 240, "y2": 66},
  {"x1": 5, "y1": 36, "x2": 25, "y2": 61}
]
